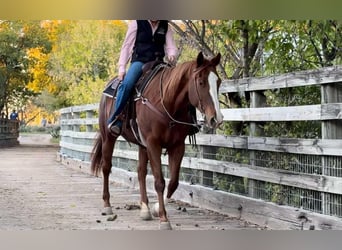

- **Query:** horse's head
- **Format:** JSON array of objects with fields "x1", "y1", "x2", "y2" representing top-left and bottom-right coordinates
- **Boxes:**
[{"x1": 189, "y1": 52, "x2": 224, "y2": 129}]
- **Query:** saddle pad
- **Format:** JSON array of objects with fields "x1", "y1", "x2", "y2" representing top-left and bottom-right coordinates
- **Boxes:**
[
  {"x1": 103, "y1": 77, "x2": 121, "y2": 97},
  {"x1": 136, "y1": 62, "x2": 168, "y2": 95}
]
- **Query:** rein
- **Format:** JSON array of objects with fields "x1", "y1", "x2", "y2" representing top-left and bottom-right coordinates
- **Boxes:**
[
  {"x1": 159, "y1": 66, "x2": 200, "y2": 129},
  {"x1": 136, "y1": 63, "x2": 202, "y2": 133}
]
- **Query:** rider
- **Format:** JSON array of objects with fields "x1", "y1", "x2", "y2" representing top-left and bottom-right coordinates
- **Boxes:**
[{"x1": 107, "y1": 20, "x2": 178, "y2": 135}]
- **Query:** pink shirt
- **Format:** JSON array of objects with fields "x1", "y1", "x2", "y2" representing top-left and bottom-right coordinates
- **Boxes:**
[{"x1": 118, "y1": 20, "x2": 178, "y2": 75}]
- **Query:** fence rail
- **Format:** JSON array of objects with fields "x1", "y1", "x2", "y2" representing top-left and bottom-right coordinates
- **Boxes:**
[{"x1": 58, "y1": 65, "x2": 342, "y2": 230}]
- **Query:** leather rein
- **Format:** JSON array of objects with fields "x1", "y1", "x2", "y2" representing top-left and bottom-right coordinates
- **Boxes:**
[{"x1": 136, "y1": 64, "x2": 202, "y2": 129}]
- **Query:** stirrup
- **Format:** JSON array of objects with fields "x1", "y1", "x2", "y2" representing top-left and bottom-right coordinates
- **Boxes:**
[
  {"x1": 110, "y1": 124, "x2": 121, "y2": 136},
  {"x1": 107, "y1": 117, "x2": 121, "y2": 135}
]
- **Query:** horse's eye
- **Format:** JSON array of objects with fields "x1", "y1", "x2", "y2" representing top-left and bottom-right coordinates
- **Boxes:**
[{"x1": 197, "y1": 77, "x2": 205, "y2": 86}]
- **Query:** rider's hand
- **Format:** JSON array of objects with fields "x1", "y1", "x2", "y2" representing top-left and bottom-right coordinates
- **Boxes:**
[
  {"x1": 118, "y1": 72, "x2": 125, "y2": 81},
  {"x1": 167, "y1": 55, "x2": 176, "y2": 65}
]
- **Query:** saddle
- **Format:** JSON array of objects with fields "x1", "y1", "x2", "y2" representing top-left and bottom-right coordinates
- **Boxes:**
[
  {"x1": 103, "y1": 61, "x2": 167, "y2": 145},
  {"x1": 102, "y1": 61, "x2": 166, "y2": 98}
]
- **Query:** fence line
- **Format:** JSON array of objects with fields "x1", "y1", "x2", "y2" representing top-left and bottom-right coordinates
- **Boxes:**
[{"x1": 58, "y1": 65, "x2": 342, "y2": 229}]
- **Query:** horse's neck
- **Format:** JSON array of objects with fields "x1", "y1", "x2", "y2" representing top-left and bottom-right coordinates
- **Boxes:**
[{"x1": 162, "y1": 63, "x2": 193, "y2": 115}]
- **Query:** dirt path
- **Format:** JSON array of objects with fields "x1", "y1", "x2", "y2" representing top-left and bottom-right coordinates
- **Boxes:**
[{"x1": 0, "y1": 134, "x2": 262, "y2": 230}]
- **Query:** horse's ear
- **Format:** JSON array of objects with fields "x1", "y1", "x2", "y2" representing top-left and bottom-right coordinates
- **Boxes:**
[
  {"x1": 196, "y1": 52, "x2": 204, "y2": 67},
  {"x1": 211, "y1": 53, "x2": 221, "y2": 66}
]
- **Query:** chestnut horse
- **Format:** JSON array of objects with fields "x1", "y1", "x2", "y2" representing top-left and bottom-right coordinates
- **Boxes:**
[{"x1": 91, "y1": 52, "x2": 223, "y2": 229}]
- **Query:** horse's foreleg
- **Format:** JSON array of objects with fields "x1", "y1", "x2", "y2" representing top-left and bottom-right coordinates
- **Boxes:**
[
  {"x1": 101, "y1": 138, "x2": 115, "y2": 215},
  {"x1": 138, "y1": 146, "x2": 152, "y2": 220},
  {"x1": 146, "y1": 142, "x2": 171, "y2": 229},
  {"x1": 166, "y1": 143, "x2": 185, "y2": 199}
]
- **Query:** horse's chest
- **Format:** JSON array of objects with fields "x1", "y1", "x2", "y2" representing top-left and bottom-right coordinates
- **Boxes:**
[{"x1": 160, "y1": 126, "x2": 188, "y2": 147}]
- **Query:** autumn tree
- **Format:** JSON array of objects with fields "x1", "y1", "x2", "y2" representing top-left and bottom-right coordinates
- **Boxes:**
[
  {"x1": 48, "y1": 20, "x2": 127, "y2": 106},
  {"x1": 0, "y1": 20, "x2": 51, "y2": 117}
]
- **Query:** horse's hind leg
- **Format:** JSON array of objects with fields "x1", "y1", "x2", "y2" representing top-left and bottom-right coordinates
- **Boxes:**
[
  {"x1": 101, "y1": 137, "x2": 115, "y2": 215},
  {"x1": 137, "y1": 146, "x2": 152, "y2": 220}
]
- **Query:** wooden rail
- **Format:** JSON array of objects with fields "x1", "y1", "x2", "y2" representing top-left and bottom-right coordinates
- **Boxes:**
[{"x1": 58, "y1": 65, "x2": 342, "y2": 230}]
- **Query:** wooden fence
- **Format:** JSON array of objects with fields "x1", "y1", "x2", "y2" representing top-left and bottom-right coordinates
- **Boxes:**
[
  {"x1": 0, "y1": 118, "x2": 19, "y2": 147},
  {"x1": 57, "y1": 65, "x2": 342, "y2": 230}
]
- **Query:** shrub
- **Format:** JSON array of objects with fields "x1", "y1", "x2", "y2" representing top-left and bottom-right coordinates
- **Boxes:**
[{"x1": 48, "y1": 125, "x2": 61, "y2": 139}]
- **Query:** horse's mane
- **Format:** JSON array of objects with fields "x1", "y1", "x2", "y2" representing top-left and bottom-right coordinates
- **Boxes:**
[
  {"x1": 171, "y1": 61, "x2": 195, "y2": 82},
  {"x1": 162, "y1": 60, "x2": 196, "y2": 101}
]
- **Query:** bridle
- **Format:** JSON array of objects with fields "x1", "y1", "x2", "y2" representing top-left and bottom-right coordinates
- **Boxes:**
[
  {"x1": 193, "y1": 71, "x2": 206, "y2": 114},
  {"x1": 158, "y1": 66, "x2": 204, "y2": 128}
]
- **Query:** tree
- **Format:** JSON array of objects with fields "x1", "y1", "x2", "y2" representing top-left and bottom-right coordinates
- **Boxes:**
[
  {"x1": 0, "y1": 20, "x2": 51, "y2": 116},
  {"x1": 48, "y1": 20, "x2": 127, "y2": 106},
  {"x1": 264, "y1": 20, "x2": 341, "y2": 74},
  {"x1": 170, "y1": 20, "x2": 341, "y2": 136},
  {"x1": 171, "y1": 20, "x2": 341, "y2": 87},
  {"x1": 170, "y1": 20, "x2": 276, "y2": 135}
]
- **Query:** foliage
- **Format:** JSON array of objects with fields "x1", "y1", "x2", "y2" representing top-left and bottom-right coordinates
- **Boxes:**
[
  {"x1": 48, "y1": 125, "x2": 61, "y2": 139},
  {"x1": 65, "y1": 76, "x2": 106, "y2": 105},
  {"x1": 263, "y1": 85, "x2": 321, "y2": 138},
  {"x1": 1, "y1": 20, "x2": 126, "y2": 123},
  {"x1": 0, "y1": 20, "x2": 52, "y2": 115},
  {"x1": 48, "y1": 20, "x2": 126, "y2": 106},
  {"x1": 213, "y1": 173, "x2": 248, "y2": 195},
  {"x1": 264, "y1": 20, "x2": 341, "y2": 74},
  {"x1": 171, "y1": 20, "x2": 341, "y2": 137},
  {"x1": 172, "y1": 20, "x2": 341, "y2": 78}
]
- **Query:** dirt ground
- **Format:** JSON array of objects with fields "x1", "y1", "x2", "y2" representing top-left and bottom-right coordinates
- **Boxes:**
[{"x1": 0, "y1": 133, "x2": 262, "y2": 230}]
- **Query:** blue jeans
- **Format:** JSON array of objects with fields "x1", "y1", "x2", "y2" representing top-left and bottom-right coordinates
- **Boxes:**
[{"x1": 108, "y1": 61, "x2": 144, "y2": 125}]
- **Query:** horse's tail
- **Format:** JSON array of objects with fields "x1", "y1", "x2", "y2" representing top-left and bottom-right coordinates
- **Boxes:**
[
  {"x1": 91, "y1": 133, "x2": 103, "y2": 176},
  {"x1": 91, "y1": 90, "x2": 110, "y2": 176}
]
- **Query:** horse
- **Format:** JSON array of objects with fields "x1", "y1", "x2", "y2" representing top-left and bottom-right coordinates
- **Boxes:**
[{"x1": 90, "y1": 52, "x2": 223, "y2": 230}]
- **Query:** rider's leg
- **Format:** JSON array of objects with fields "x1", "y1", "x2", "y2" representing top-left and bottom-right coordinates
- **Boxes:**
[{"x1": 107, "y1": 61, "x2": 144, "y2": 133}]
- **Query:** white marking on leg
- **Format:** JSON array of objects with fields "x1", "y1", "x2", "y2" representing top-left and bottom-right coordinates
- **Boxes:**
[
  {"x1": 140, "y1": 202, "x2": 152, "y2": 220},
  {"x1": 103, "y1": 206, "x2": 113, "y2": 215},
  {"x1": 152, "y1": 202, "x2": 159, "y2": 217}
]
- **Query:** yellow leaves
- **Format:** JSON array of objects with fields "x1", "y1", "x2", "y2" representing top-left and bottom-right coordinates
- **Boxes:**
[
  {"x1": 40, "y1": 20, "x2": 70, "y2": 42},
  {"x1": 26, "y1": 47, "x2": 52, "y2": 93},
  {"x1": 24, "y1": 102, "x2": 58, "y2": 126},
  {"x1": 27, "y1": 47, "x2": 44, "y2": 60},
  {"x1": 108, "y1": 20, "x2": 127, "y2": 28}
]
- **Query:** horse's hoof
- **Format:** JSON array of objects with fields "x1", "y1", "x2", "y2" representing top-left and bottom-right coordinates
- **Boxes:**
[
  {"x1": 140, "y1": 202, "x2": 152, "y2": 220},
  {"x1": 102, "y1": 206, "x2": 113, "y2": 215},
  {"x1": 152, "y1": 202, "x2": 159, "y2": 217},
  {"x1": 159, "y1": 221, "x2": 172, "y2": 230}
]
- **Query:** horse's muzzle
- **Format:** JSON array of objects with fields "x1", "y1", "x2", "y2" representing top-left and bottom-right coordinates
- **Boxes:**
[{"x1": 209, "y1": 116, "x2": 222, "y2": 129}]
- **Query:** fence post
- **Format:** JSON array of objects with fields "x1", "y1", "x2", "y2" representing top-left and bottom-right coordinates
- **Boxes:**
[
  {"x1": 64, "y1": 109, "x2": 73, "y2": 132},
  {"x1": 321, "y1": 83, "x2": 342, "y2": 140},
  {"x1": 86, "y1": 110, "x2": 94, "y2": 132},
  {"x1": 321, "y1": 83, "x2": 342, "y2": 215},
  {"x1": 249, "y1": 91, "x2": 266, "y2": 198},
  {"x1": 72, "y1": 110, "x2": 80, "y2": 132}
]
